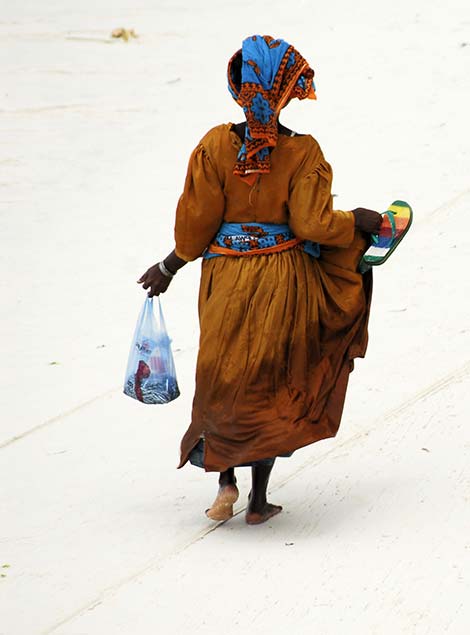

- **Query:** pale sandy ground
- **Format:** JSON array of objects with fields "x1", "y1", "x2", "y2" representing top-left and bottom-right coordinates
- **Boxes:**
[{"x1": 1, "y1": 1, "x2": 470, "y2": 633}]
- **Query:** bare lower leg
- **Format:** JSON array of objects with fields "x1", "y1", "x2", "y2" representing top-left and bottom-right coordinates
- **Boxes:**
[
  {"x1": 246, "y1": 462, "x2": 282, "y2": 525},
  {"x1": 219, "y1": 467, "x2": 236, "y2": 487}
]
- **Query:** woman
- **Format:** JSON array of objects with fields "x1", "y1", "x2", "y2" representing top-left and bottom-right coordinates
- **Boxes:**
[{"x1": 138, "y1": 35, "x2": 382, "y2": 525}]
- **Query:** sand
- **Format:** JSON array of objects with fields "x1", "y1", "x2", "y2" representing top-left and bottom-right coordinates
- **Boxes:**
[{"x1": 1, "y1": 1, "x2": 470, "y2": 633}]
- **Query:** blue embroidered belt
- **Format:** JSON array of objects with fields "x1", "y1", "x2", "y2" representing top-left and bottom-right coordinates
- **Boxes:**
[{"x1": 203, "y1": 222, "x2": 320, "y2": 259}]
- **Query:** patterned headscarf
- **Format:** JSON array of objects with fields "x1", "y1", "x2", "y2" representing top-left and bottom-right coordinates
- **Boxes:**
[{"x1": 227, "y1": 35, "x2": 316, "y2": 184}]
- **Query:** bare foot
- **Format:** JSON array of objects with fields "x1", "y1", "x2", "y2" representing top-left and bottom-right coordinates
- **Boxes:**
[
  {"x1": 205, "y1": 484, "x2": 239, "y2": 521},
  {"x1": 245, "y1": 502, "x2": 283, "y2": 525}
]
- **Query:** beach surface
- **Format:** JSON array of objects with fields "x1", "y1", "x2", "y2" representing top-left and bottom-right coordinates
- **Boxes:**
[{"x1": 1, "y1": 1, "x2": 470, "y2": 633}]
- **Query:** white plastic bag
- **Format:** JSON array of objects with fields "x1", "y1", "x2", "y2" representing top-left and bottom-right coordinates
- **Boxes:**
[{"x1": 123, "y1": 297, "x2": 180, "y2": 404}]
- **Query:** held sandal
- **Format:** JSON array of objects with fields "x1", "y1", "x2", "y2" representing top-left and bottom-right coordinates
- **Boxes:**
[{"x1": 360, "y1": 200, "x2": 413, "y2": 270}]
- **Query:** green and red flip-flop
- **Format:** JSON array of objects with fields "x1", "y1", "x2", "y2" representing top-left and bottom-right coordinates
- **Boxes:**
[{"x1": 360, "y1": 200, "x2": 413, "y2": 270}]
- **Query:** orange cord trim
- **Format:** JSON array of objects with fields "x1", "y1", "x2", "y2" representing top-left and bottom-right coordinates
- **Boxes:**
[{"x1": 206, "y1": 237, "x2": 303, "y2": 257}]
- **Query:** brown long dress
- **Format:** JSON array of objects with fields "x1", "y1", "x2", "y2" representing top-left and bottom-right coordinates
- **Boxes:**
[{"x1": 176, "y1": 123, "x2": 372, "y2": 472}]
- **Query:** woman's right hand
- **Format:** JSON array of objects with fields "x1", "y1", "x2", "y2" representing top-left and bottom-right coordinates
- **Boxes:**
[
  {"x1": 352, "y1": 208, "x2": 383, "y2": 233},
  {"x1": 137, "y1": 263, "x2": 172, "y2": 297}
]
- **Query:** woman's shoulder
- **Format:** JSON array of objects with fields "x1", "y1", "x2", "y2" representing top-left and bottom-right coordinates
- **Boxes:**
[
  {"x1": 198, "y1": 123, "x2": 233, "y2": 147},
  {"x1": 189, "y1": 124, "x2": 235, "y2": 165},
  {"x1": 280, "y1": 132, "x2": 324, "y2": 174},
  {"x1": 282, "y1": 131, "x2": 321, "y2": 150}
]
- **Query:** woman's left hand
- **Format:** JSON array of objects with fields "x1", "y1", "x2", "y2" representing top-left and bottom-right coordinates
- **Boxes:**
[
  {"x1": 351, "y1": 208, "x2": 383, "y2": 233},
  {"x1": 138, "y1": 264, "x2": 172, "y2": 297}
]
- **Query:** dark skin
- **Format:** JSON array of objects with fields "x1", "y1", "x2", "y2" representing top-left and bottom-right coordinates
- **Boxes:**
[
  {"x1": 217, "y1": 463, "x2": 281, "y2": 524},
  {"x1": 138, "y1": 120, "x2": 382, "y2": 523},
  {"x1": 137, "y1": 250, "x2": 186, "y2": 297}
]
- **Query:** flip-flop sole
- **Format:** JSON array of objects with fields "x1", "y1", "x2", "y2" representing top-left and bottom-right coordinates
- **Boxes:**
[{"x1": 361, "y1": 200, "x2": 413, "y2": 267}]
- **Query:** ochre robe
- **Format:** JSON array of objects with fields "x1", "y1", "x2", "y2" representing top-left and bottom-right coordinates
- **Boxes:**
[{"x1": 175, "y1": 124, "x2": 371, "y2": 472}]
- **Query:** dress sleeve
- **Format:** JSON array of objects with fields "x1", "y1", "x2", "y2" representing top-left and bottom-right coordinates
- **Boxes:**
[
  {"x1": 174, "y1": 143, "x2": 225, "y2": 261},
  {"x1": 288, "y1": 157, "x2": 355, "y2": 248}
]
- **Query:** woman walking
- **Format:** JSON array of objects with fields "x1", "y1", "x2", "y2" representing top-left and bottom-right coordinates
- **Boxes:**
[{"x1": 138, "y1": 35, "x2": 383, "y2": 524}]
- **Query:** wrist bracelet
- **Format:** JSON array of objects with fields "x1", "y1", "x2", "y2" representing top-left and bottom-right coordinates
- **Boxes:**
[{"x1": 158, "y1": 261, "x2": 175, "y2": 278}]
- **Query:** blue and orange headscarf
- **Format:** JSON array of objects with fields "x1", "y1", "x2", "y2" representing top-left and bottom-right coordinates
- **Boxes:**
[{"x1": 227, "y1": 35, "x2": 316, "y2": 184}]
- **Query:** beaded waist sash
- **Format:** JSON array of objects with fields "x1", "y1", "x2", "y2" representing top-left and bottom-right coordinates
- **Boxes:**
[{"x1": 204, "y1": 222, "x2": 320, "y2": 259}]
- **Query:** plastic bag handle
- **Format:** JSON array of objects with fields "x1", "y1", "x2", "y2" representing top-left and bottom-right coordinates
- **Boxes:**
[{"x1": 154, "y1": 297, "x2": 171, "y2": 344}]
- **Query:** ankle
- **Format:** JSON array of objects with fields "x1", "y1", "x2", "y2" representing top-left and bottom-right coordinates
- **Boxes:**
[
  {"x1": 218, "y1": 469, "x2": 236, "y2": 488},
  {"x1": 248, "y1": 494, "x2": 267, "y2": 512},
  {"x1": 219, "y1": 480, "x2": 237, "y2": 489}
]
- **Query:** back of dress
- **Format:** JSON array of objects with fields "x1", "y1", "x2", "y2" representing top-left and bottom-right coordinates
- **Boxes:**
[{"x1": 174, "y1": 124, "x2": 355, "y2": 262}]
